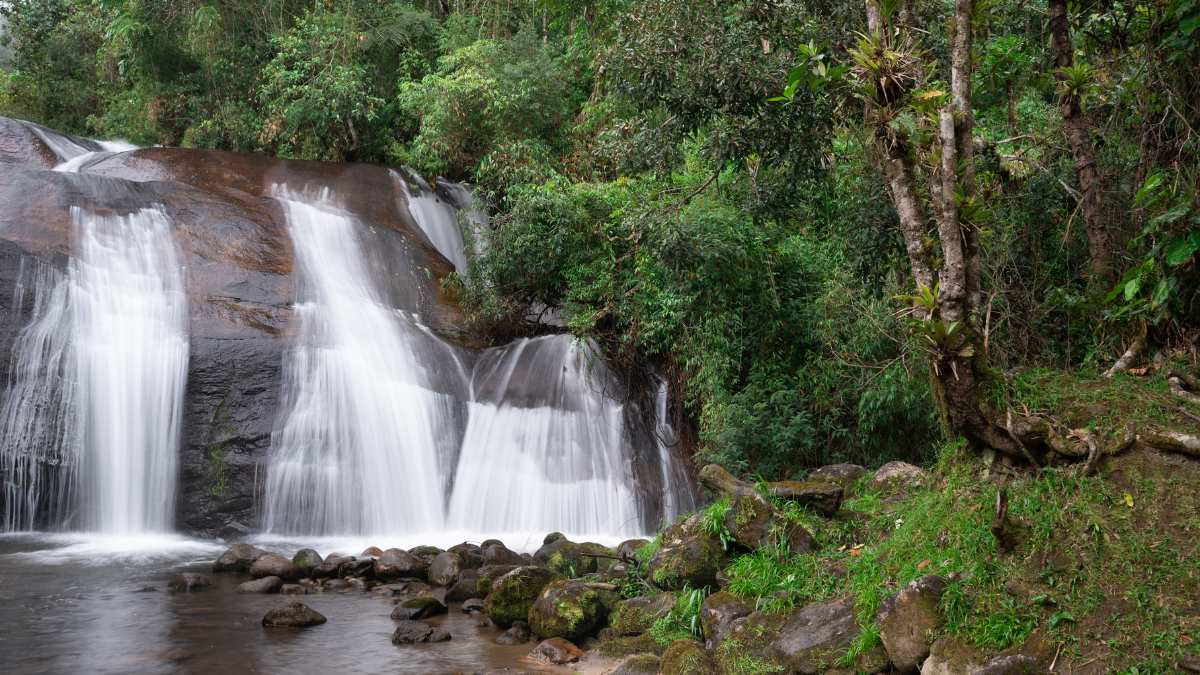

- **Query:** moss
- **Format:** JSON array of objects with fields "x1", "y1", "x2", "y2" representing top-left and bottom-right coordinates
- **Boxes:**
[
  {"x1": 660, "y1": 640, "x2": 717, "y2": 675},
  {"x1": 483, "y1": 566, "x2": 560, "y2": 628},
  {"x1": 596, "y1": 633, "x2": 667, "y2": 658},
  {"x1": 715, "y1": 637, "x2": 786, "y2": 675}
]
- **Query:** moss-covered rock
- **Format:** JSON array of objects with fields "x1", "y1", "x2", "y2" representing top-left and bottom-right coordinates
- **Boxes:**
[
  {"x1": 701, "y1": 591, "x2": 754, "y2": 650},
  {"x1": 535, "y1": 538, "x2": 615, "y2": 577},
  {"x1": 765, "y1": 477, "x2": 843, "y2": 516},
  {"x1": 608, "y1": 653, "x2": 662, "y2": 674},
  {"x1": 596, "y1": 633, "x2": 668, "y2": 658},
  {"x1": 291, "y1": 548, "x2": 323, "y2": 574},
  {"x1": 527, "y1": 579, "x2": 619, "y2": 641},
  {"x1": 646, "y1": 518, "x2": 725, "y2": 590},
  {"x1": 725, "y1": 492, "x2": 776, "y2": 549},
  {"x1": 484, "y1": 566, "x2": 561, "y2": 628},
  {"x1": 725, "y1": 596, "x2": 874, "y2": 674},
  {"x1": 476, "y1": 564, "x2": 520, "y2": 596},
  {"x1": 609, "y1": 592, "x2": 676, "y2": 636},
  {"x1": 660, "y1": 640, "x2": 717, "y2": 675}
]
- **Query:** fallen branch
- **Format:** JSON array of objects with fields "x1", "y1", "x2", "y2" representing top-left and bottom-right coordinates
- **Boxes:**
[
  {"x1": 1103, "y1": 335, "x2": 1146, "y2": 378},
  {"x1": 1168, "y1": 374, "x2": 1200, "y2": 406}
]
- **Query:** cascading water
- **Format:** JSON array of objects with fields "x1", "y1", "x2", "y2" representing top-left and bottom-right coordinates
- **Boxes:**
[
  {"x1": 394, "y1": 171, "x2": 483, "y2": 273},
  {"x1": 0, "y1": 206, "x2": 188, "y2": 534},
  {"x1": 70, "y1": 206, "x2": 189, "y2": 533},
  {"x1": 262, "y1": 187, "x2": 454, "y2": 536},
  {"x1": 446, "y1": 336, "x2": 646, "y2": 536}
]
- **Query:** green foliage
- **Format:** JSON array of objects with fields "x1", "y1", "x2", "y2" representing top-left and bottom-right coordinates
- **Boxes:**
[{"x1": 648, "y1": 586, "x2": 707, "y2": 645}]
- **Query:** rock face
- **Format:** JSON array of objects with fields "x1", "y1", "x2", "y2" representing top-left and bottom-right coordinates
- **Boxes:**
[
  {"x1": 700, "y1": 591, "x2": 754, "y2": 650},
  {"x1": 527, "y1": 580, "x2": 618, "y2": 641},
  {"x1": 647, "y1": 517, "x2": 725, "y2": 590},
  {"x1": 484, "y1": 566, "x2": 561, "y2": 628},
  {"x1": 878, "y1": 575, "x2": 946, "y2": 672},
  {"x1": 262, "y1": 603, "x2": 327, "y2": 628},
  {"x1": 610, "y1": 592, "x2": 677, "y2": 636},
  {"x1": 391, "y1": 620, "x2": 451, "y2": 644}
]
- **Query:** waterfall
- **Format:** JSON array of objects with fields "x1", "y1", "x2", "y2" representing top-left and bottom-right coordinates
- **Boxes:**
[
  {"x1": 262, "y1": 187, "x2": 453, "y2": 536},
  {"x1": 446, "y1": 336, "x2": 646, "y2": 537},
  {"x1": 70, "y1": 206, "x2": 189, "y2": 533},
  {"x1": 0, "y1": 207, "x2": 188, "y2": 534},
  {"x1": 394, "y1": 171, "x2": 482, "y2": 273}
]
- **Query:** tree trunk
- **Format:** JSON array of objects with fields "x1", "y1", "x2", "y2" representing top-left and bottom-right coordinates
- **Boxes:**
[{"x1": 1049, "y1": 0, "x2": 1112, "y2": 284}]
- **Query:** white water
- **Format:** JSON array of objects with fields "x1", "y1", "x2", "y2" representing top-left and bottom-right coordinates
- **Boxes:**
[
  {"x1": 24, "y1": 121, "x2": 136, "y2": 173},
  {"x1": 446, "y1": 336, "x2": 646, "y2": 536},
  {"x1": 262, "y1": 188, "x2": 450, "y2": 536},
  {"x1": 70, "y1": 206, "x2": 189, "y2": 533},
  {"x1": 0, "y1": 207, "x2": 188, "y2": 535},
  {"x1": 394, "y1": 171, "x2": 472, "y2": 273}
]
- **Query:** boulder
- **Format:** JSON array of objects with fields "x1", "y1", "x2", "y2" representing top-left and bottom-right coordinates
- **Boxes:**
[
  {"x1": 292, "y1": 548, "x2": 323, "y2": 574},
  {"x1": 698, "y1": 463, "x2": 755, "y2": 497},
  {"x1": 495, "y1": 621, "x2": 532, "y2": 645},
  {"x1": 280, "y1": 584, "x2": 307, "y2": 595},
  {"x1": 808, "y1": 463, "x2": 867, "y2": 488},
  {"x1": 374, "y1": 548, "x2": 428, "y2": 580},
  {"x1": 610, "y1": 593, "x2": 676, "y2": 636},
  {"x1": 700, "y1": 591, "x2": 754, "y2": 650},
  {"x1": 428, "y1": 551, "x2": 465, "y2": 586},
  {"x1": 528, "y1": 580, "x2": 619, "y2": 641},
  {"x1": 391, "y1": 620, "x2": 451, "y2": 644},
  {"x1": 238, "y1": 576, "x2": 283, "y2": 594},
  {"x1": 261, "y1": 603, "x2": 327, "y2": 628},
  {"x1": 724, "y1": 492, "x2": 776, "y2": 550},
  {"x1": 782, "y1": 521, "x2": 818, "y2": 554},
  {"x1": 609, "y1": 654, "x2": 661, "y2": 675},
  {"x1": 616, "y1": 539, "x2": 650, "y2": 560},
  {"x1": 728, "y1": 596, "x2": 866, "y2": 674},
  {"x1": 390, "y1": 595, "x2": 448, "y2": 620},
  {"x1": 543, "y1": 532, "x2": 566, "y2": 545},
  {"x1": 530, "y1": 638, "x2": 584, "y2": 665},
  {"x1": 484, "y1": 566, "x2": 562, "y2": 628},
  {"x1": 446, "y1": 543, "x2": 484, "y2": 569},
  {"x1": 873, "y1": 461, "x2": 928, "y2": 490},
  {"x1": 212, "y1": 543, "x2": 264, "y2": 572},
  {"x1": 646, "y1": 518, "x2": 725, "y2": 590},
  {"x1": 407, "y1": 545, "x2": 443, "y2": 564},
  {"x1": 878, "y1": 575, "x2": 946, "y2": 672},
  {"x1": 921, "y1": 638, "x2": 986, "y2": 674},
  {"x1": 322, "y1": 578, "x2": 351, "y2": 592},
  {"x1": 765, "y1": 478, "x2": 844, "y2": 516},
  {"x1": 481, "y1": 543, "x2": 525, "y2": 566},
  {"x1": 312, "y1": 555, "x2": 352, "y2": 579},
  {"x1": 480, "y1": 538, "x2": 505, "y2": 549},
  {"x1": 461, "y1": 597, "x2": 485, "y2": 613},
  {"x1": 661, "y1": 640, "x2": 717, "y2": 675},
  {"x1": 167, "y1": 573, "x2": 212, "y2": 592},
  {"x1": 476, "y1": 564, "x2": 520, "y2": 596},
  {"x1": 337, "y1": 558, "x2": 374, "y2": 579},
  {"x1": 446, "y1": 569, "x2": 481, "y2": 602},
  {"x1": 361, "y1": 546, "x2": 383, "y2": 557},
  {"x1": 250, "y1": 553, "x2": 300, "y2": 581},
  {"x1": 975, "y1": 655, "x2": 1042, "y2": 674}
]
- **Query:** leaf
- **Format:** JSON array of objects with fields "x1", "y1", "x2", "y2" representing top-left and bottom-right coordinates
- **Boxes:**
[
  {"x1": 917, "y1": 559, "x2": 931, "y2": 570},
  {"x1": 1123, "y1": 492, "x2": 1134, "y2": 508},
  {"x1": 1164, "y1": 232, "x2": 1200, "y2": 266},
  {"x1": 1049, "y1": 611, "x2": 1076, "y2": 628},
  {"x1": 1124, "y1": 277, "x2": 1142, "y2": 301}
]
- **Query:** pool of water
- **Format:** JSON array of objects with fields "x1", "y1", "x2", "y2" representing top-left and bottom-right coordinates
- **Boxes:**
[{"x1": 0, "y1": 533, "x2": 578, "y2": 674}]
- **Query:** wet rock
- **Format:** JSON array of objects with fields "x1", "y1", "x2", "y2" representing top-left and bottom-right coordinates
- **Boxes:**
[
  {"x1": 280, "y1": 584, "x2": 307, "y2": 595},
  {"x1": 661, "y1": 640, "x2": 717, "y2": 675},
  {"x1": 428, "y1": 551, "x2": 465, "y2": 586},
  {"x1": 701, "y1": 591, "x2": 754, "y2": 650},
  {"x1": 481, "y1": 543, "x2": 524, "y2": 566},
  {"x1": 528, "y1": 580, "x2": 619, "y2": 641},
  {"x1": 390, "y1": 595, "x2": 448, "y2": 620},
  {"x1": 543, "y1": 532, "x2": 566, "y2": 545},
  {"x1": 167, "y1": 573, "x2": 212, "y2": 592},
  {"x1": 361, "y1": 546, "x2": 384, "y2": 557},
  {"x1": 724, "y1": 492, "x2": 776, "y2": 549},
  {"x1": 808, "y1": 463, "x2": 867, "y2": 488},
  {"x1": 766, "y1": 478, "x2": 844, "y2": 516},
  {"x1": 461, "y1": 597, "x2": 485, "y2": 613},
  {"x1": 646, "y1": 517, "x2": 725, "y2": 590},
  {"x1": 374, "y1": 548, "x2": 428, "y2": 581},
  {"x1": 495, "y1": 621, "x2": 532, "y2": 645},
  {"x1": 322, "y1": 578, "x2": 351, "y2": 592},
  {"x1": 878, "y1": 575, "x2": 946, "y2": 672},
  {"x1": 292, "y1": 549, "x2": 323, "y2": 574},
  {"x1": 391, "y1": 620, "x2": 451, "y2": 644},
  {"x1": 261, "y1": 602, "x2": 327, "y2": 628},
  {"x1": 615, "y1": 539, "x2": 650, "y2": 560},
  {"x1": 250, "y1": 553, "x2": 301, "y2": 581},
  {"x1": 337, "y1": 558, "x2": 374, "y2": 579},
  {"x1": 407, "y1": 545, "x2": 443, "y2": 564},
  {"x1": 238, "y1": 576, "x2": 283, "y2": 594},
  {"x1": 873, "y1": 461, "x2": 928, "y2": 490},
  {"x1": 476, "y1": 564, "x2": 520, "y2": 596},
  {"x1": 446, "y1": 569, "x2": 481, "y2": 602},
  {"x1": 729, "y1": 596, "x2": 865, "y2": 674},
  {"x1": 609, "y1": 653, "x2": 661, "y2": 675},
  {"x1": 212, "y1": 543, "x2": 264, "y2": 572},
  {"x1": 480, "y1": 538, "x2": 505, "y2": 548},
  {"x1": 530, "y1": 637, "x2": 584, "y2": 665},
  {"x1": 484, "y1": 566, "x2": 562, "y2": 628},
  {"x1": 312, "y1": 555, "x2": 351, "y2": 579},
  {"x1": 446, "y1": 543, "x2": 484, "y2": 569},
  {"x1": 610, "y1": 593, "x2": 676, "y2": 636}
]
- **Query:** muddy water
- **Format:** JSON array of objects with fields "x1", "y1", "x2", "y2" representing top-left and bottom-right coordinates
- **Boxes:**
[{"x1": 0, "y1": 535, "x2": 568, "y2": 674}]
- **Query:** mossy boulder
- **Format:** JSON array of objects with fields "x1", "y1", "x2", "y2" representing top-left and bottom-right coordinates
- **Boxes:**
[
  {"x1": 476, "y1": 564, "x2": 520, "y2": 596},
  {"x1": 766, "y1": 478, "x2": 844, "y2": 516},
  {"x1": 660, "y1": 640, "x2": 717, "y2": 675},
  {"x1": 608, "y1": 653, "x2": 662, "y2": 674},
  {"x1": 724, "y1": 492, "x2": 776, "y2": 549},
  {"x1": 484, "y1": 566, "x2": 562, "y2": 628},
  {"x1": 390, "y1": 594, "x2": 448, "y2": 620},
  {"x1": 596, "y1": 633, "x2": 668, "y2": 658},
  {"x1": 646, "y1": 518, "x2": 725, "y2": 590},
  {"x1": 535, "y1": 538, "x2": 615, "y2": 577},
  {"x1": 213, "y1": 543, "x2": 265, "y2": 572},
  {"x1": 725, "y1": 596, "x2": 879, "y2": 674},
  {"x1": 701, "y1": 591, "x2": 754, "y2": 650},
  {"x1": 609, "y1": 592, "x2": 676, "y2": 636},
  {"x1": 527, "y1": 579, "x2": 619, "y2": 641}
]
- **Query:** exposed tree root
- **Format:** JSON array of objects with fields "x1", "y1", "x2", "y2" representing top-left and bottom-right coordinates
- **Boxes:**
[
  {"x1": 1139, "y1": 431, "x2": 1200, "y2": 458},
  {"x1": 1169, "y1": 373, "x2": 1200, "y2": 406},
  {"x1": 1103, "y1": 335, "x2": 1146, "y2": 378},
  {"x1": 990, "y1": 486, "x2": 1016, "y2": 553}
]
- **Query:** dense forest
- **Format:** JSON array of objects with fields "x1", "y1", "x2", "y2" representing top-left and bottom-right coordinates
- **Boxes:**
[
  {"x1": 2, "y1": 0, "x2": 1197, "y2": 476},
  {"x1": 3, "y1": 1, "x2": 1200, "y2": 672}
]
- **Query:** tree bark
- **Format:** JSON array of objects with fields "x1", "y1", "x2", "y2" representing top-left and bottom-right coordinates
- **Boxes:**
[{"x1": 1049, "y1": 0, "x2": 1112, "y2": 283}]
